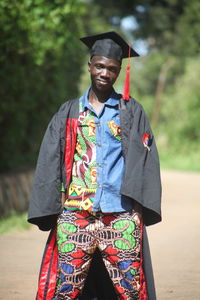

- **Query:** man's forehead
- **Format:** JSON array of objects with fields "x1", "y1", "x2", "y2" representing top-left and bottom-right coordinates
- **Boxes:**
[{"x1": 91, "y1": 56, "x2": 121, "y2": 66}]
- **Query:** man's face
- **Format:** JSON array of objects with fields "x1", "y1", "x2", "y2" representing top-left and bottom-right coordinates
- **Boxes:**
[{"x1": 88, "y1": 56, "x2": 121, "y2": 93}]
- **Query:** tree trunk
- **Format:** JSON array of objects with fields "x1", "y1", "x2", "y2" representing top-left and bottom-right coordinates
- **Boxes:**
[{"x1": 151, "y1": 59, "x2": 175, "y2": 126}]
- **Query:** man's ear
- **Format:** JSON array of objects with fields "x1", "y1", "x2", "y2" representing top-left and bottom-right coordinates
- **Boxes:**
[{"x1": 88, "y1": 60, "x2": 91, "y2": 72}]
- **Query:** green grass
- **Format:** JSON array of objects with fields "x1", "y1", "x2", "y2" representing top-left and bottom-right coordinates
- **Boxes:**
[
  {"x1": 160, "y1": 150, "x2": 200, "y2": 172},
  {"x1": 0, "y1": 212, "x2": 31, "y2": 235}
]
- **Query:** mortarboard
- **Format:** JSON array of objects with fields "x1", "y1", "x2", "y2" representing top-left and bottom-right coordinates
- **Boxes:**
[
  {"x1": 80, "y1": 31, "x2": 139, "y2": 100},
  {"x1": 80, "y1": 31, "x2": 139, "y2": 61}
]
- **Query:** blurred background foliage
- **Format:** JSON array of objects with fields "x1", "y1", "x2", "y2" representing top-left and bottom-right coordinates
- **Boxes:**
[{"x1": 0, "y1": 0, "x2": 200, "y2": 172}]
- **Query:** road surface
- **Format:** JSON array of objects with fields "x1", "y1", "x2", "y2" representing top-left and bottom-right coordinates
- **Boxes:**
[{"x1": 0, "y1": 170, "x2": 200, "y2": 300}]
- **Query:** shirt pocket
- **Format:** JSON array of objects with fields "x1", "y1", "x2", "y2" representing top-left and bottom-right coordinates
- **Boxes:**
[
  {"x1": 78, "y1": 114, "x2": 96, "y2": 139},
  {"x1": 107, "y1": 119, "x2": 121, "y2": 142}
]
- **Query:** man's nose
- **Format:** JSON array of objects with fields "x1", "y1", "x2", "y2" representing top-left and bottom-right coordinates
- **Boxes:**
[{"x1": 100, "y1": 68, "x2": 109, "y2": 77}]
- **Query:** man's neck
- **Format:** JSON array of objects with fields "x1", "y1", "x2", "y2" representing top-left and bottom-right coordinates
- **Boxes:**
[
  {"x1": 89, "y1": 87, "x2": 113, "y2": 103},
  {"x1": 88, "y1": 88, "x2": 112, "y2": 114}
]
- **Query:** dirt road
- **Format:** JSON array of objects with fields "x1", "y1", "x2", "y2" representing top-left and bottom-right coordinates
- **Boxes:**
[{"x1": 0, "y1": 170, "x2": 200, "y2": 300}]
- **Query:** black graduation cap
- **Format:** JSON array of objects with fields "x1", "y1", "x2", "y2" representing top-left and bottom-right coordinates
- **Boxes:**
[
  {"x1": 80, "y1": 31, "x2": 139, "y2": 61},
  {"x1": 80, "y1": 31, "x2": 140, "y2": 101}
]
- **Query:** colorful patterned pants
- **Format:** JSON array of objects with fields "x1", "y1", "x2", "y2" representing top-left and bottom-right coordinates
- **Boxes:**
[{"x1": 54, "y1": 209, "x2": 146, "y2": 300}]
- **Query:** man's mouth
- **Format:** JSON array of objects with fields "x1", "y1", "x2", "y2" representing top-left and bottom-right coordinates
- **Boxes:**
[{"x1": 97, "y1": 79, "x2": 110, "y2": 85}]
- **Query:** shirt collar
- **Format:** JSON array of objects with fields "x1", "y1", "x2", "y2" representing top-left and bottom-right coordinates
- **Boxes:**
[{"x1": 80, "y1": 88, "x2": 121, "y2": 112}]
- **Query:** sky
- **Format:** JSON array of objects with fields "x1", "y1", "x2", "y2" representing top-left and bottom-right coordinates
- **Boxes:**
[{"x1": 121, "y1": 15, "x2": 148, "y2": 56}]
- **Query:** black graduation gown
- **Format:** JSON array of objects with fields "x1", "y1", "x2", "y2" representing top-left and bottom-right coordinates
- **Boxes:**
[{"x1": 28, "y1": 96, "x2": 162, "y2": 300}]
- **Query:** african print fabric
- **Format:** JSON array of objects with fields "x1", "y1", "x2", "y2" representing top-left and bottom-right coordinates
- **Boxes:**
[
  {"x1": 64, "y1": 105, "x2": 97, "y2": 211},
  {"x1": 54, "y1": 209, "x2": 144, "y2": 300}
]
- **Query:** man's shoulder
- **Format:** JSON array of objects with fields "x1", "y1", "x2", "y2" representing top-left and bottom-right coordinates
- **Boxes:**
[
  {"x1": 120, "y1": 97, "x2": 144, "y2": 114},
  {"x1": 130, "y1": 97, "x2": 143, "y2": 109},
  {"x1": 59, "y1": 98, "x2": 79, "y2": 111},
  {"x1": 57, "y1": 98, "x2": 79, "y2": 118}
]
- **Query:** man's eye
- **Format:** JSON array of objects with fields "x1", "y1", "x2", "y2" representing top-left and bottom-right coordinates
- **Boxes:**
[{"x1": 96, "y1": 64, "x2": 103, "y2": 69}]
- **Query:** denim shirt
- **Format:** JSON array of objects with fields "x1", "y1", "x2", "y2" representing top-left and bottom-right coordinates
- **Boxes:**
[{"x1": 80, "y1": 88, "x2": 134, "y2": 212}]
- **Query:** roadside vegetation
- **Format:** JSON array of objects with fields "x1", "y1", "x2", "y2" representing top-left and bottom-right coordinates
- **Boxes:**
[{"x1": 0, "y1": 212, "x2": 31, "y2": 235}]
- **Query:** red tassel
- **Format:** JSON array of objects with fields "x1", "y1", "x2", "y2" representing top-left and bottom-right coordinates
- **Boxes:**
[
  {"x1": 122, "y1": 45, "x2": 131, "y2": 101},
  {"x1": 123, "y1": 65, "x2": 130, "y2": 100}
]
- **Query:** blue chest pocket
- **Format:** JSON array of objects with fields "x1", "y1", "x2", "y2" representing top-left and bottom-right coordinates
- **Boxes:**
[{"x1": 107, "y1": 114, "x2": 121, "y2": 142}]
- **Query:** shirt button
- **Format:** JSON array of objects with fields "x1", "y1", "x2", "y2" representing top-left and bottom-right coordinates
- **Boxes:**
[
  {"x1": 97, "y1": 163, "x2": 102, "y2": 167},
  {"x1": 97, "y1": 184, "x2": 102, "y2": 188},
  {"x1": 96, "y1": 143, "x2": 101, "y2": 147}
]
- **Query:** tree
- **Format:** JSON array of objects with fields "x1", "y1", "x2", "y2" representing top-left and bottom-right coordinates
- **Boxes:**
[{"x1": 0, "y1": 0, "x2": 86, "y2": 171}]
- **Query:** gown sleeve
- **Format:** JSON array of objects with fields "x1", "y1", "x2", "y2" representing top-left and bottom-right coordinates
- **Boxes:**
[{"x1": 28, "y1": 111, "x2": 63, "y2": 230}]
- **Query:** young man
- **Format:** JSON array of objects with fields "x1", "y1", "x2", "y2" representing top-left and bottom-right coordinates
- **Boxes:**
[{"x1": 28, "y1": 32, "x2": 162, "y2": 300}]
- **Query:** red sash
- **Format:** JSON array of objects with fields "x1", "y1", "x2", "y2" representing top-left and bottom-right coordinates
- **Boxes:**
[{"x1": 36, "y1": 117, "x2": 78, "y2": 299}]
